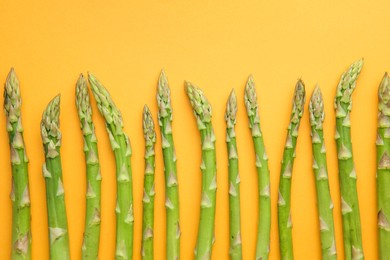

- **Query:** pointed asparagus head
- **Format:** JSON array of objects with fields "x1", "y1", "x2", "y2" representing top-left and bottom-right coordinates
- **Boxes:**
[
  {"x1": 76, "y1": 74, "x2": 93, "y2": 124},
  {"x1": 185, "y1": 81, "x2": 212, "y2": 127},
  {"x1": 41, "y1": 95, "x2": 61, "y2": 144},
  {"x1": 4, "y1": 68, "x2": 22, "y2": 124},
  {"x1": 290, "y1": 79, "x2": 306, "y2": 124},
  {"x1": 157, "y1": 69, "x2": 172, "y2": 121},
  {"x1": 244, "y1": 75, "x2": 260, "y2": 128},
  {"x1": 378, "y1": 72, "x2": 390, "y2": 117},
  {"x1": 309, "y1": 85, "x2": 324, "y2": 129},
  {"x1": 143, "y1": 105, "x2": 156, "y2": 146},
  {"x1": 88, "y1": 73, "x2": 123, "y2": 129},
  {"x1": 225, "y1": 89, "x2": 237, "y2": 128}
]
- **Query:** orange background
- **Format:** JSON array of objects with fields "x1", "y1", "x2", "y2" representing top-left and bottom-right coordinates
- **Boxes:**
[{"x1": 0, "y1": 0, "x2": 387, "y2": 259}]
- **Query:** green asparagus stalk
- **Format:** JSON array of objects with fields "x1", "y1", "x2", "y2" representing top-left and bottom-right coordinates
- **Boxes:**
[
  {"x1": 4, "y1": 68, "x2": 31, "y2": 259},
  {"x1": 185, "y1": 82, "x2": 217, "y2": 260},
  {"x1": 40, "y1": 95, "x2": 70, "y2": 260},
  {"x1": 278, "y1": 80, "x2": 305, "y2": 260},
  {"x1": 88, "y1": 73, "x2": 134, "y2": 259},
  {"x1": 309, "y1": 86, "x2": 337, "y2": 260},
  {"x1": 244, "y1": 76, "x2": 271, "y2": 260},
  {"x1": 377, "y1": 73, "x2": 390, "y2": 259},
  {"x1": 157, "y1": 70, "x2": 181, "y2": 259},
  {"x1": 225, "y1": 90, "x2": 242, "y2": 260},
  {"x1": 141, "y1": 105, "x2": 156, "y2": 260},
  {"x1": 76, "y1": 74, "x2": 102, "y2": 259},
  {"x1": 334, "y1": 59, "x2": 364, "y2": 260}
]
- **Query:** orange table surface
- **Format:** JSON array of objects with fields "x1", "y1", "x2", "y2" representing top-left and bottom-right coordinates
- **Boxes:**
[{"x1": 0, "y1": 0, "x2": 387, "y2": 259}]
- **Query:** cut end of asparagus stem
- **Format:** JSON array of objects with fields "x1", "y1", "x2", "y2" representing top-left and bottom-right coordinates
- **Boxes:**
[
  {"x1": 309, "y1": 85, "x2": 324, "y2": 129},
  {"x1": 4, "y1": 67, "x2": 21, "y2": 120},
  {"x1": 88, "y1": 73, "x2": 123, "y2": 129},
  {"x1": 225, "y1": 89, "x2": 237, "y2": 128},
  {"x1": 290, "y1": 79, "x2": 306, "y2": 124},
  {"x1": 76, "y1": 74, "x2": 93, "y2": 123},
  {"x1": 157, "y1": 69, "x2": 172, "y2": 120},
  {"x1": 379, "y1": 72, "x2": 390, "y2": 113},
  {"x1": 143, "y1": 105, "x2": 156, "y2": 145},
  {"x1": 41, "y1": 94, "x2": 61, "y2": 142},
  {"x1": 185, "y1": 81, "x2": 212, "y2": 123}
]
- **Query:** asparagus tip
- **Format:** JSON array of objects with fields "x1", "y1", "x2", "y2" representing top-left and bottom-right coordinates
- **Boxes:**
[
  {"x1": 41, "y1": 94, "x2": 61, "y2": 141},
  {"x1": 4, "y1": 67, "x2": 21, "y2": 117},
  {"x1": 76, "y1": 74, "x2": 93, "y2": 123},
  {"x1": 379, "y1": 72, "x2": 390, "y2": 110},
  {"x1": 290, "y1": 79, "x2": 306, "y2": 124},
  {"x1": 143, "y1": 105, "x2": 156, "y2": 144},
  {"x1": 225, "y1": 89, "x2": 237, "y2": 125},
  {"x1": 185, "y1": 81, "x2": 212, "y2": 123},
  {"x1": 157, "y1": 69, "x2": 171, "y2": 115},
  {"x1": 309, "y1": 85, "x2": 324, "y2": 127}
]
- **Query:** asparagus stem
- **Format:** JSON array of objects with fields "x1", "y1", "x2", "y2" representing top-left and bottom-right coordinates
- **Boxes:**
[
  {"x1": 334, "y1": 59, "x2": 364, "y2": 260},
  {"x1": 185, "y1": 82, "x2": 217, "y2": 260},
  {"x1": 157, "y1": 71, "x2": 181, "y2": 259},
  {"x1": 88, "y1": 73, "x2": 134, "y2": 260},
  {"x1": 309, "y1": 86, "x2": 337, "y2": 260},
  {"x1": 244, "y1": 76, "x2": 271, "y2": 260},
  {"x1": 377, "y1": 73, "x2": 390, "y2": 260},
  {"x1": 225, "y1": 90, "x2": 242, "y2": 260},
  {"x1": 277, "y1": 80, "x2": 306, "y2": 260},
  {"x1": 141, "y1": 105, "x2": 156, "y2": 260},
  {"x1": 40, "y1": 95, "x2": 70, "y2": 260},
  {"x1": 4, "y1": 68, "x2": 31, "y2": 260},
  {"x1": 76, "y1": 74, "x2": 102, "y2": 259}
]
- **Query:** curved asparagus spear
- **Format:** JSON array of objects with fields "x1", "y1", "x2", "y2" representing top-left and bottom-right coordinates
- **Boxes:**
[
  {"x1": 309, "y1": 86, "x2": 337, "y2": 259},
  {"x1": 244, "y1": 76, "x2": 271, "y2": 260},
  {"x1": 185, "y1": 82, "x2": 217, "y2": 260},
  {"x1": 4, "y1": 68, "x2": 31, "y2": 259},
  {"x1": 225, "y1": 90, "x2": 242, "y2": 260},
  {"x1": 40, "y1": 95, "x2": 70, "y2": 260},
  {"x1": 278, "y1": 80, "x2": 305, "y2": 260},
  {"x1": 88, "y1": 73, "x2": 134, "y2": 259},
  {"x1": 377, "y1": 73, "x2": 390, "y2": 260},
  {"x1": 141, "y1": 105, "x2": 156, "y2": 260},
  {"x1": 157, "y1": 70, "x2": 181, "y2": 259},
  {"x1": 334, "y1": 59, "x2": 364, "y2": 260},
  {"x1": 76, "y1": 74, "x2": 102, "y2": 259}
]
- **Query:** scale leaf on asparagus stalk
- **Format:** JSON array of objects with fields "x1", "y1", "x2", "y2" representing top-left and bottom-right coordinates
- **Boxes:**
[
  {"x1": 309, "y1": 86, "x2": 336, "y2": 260},
  {"x1": 157, "y1": 70, "x2": 181, "y2": 259},
  {"x1": 278, "y1": 79, "x2": 305, "y2": 260},
  {"x1": 334, "y1": 59, "x2": 364, "y2": 260},
  {"x1": 88, "y1": 73, "x2": 134, "y2": 260},
  {"x1": 76, "y1": 74, "x2": 102, "y2": 260},
  {"x1": 186, "y1": 82, "x2": 217, "y2": 260},
  {"x1": 244, "y1": 76, "x2": 271, "y2": 260},
  {"x1": 225, "y1": 90, "x2": 242, "y2": 260},
  {"x1": 4, "y1": 68, "x2": 32, "y2": 260},
  {"x1": 141, "y1": 105, "x2": 156, "y2": 260},
  {"x1": 40, "y1": 95, "x2": 70, "y2": 260}
]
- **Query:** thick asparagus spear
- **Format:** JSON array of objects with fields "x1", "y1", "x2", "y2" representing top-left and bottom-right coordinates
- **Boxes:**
[
  {"x1": 334, "y1": 59, "x2": 364, "y2": 260},
  {"x1": 377, "y1": 73, "x2": 390, "y2": 259},
  {"x1": 225, "y1": 90, "x2": 242, "y2": 260},
  {"x1": 76, "y1": 74, "x2": 102, "y2": 259},
  {"x1": 88, "y1": 73, "x2": 134, "y2": 259},
  {"x1": 278, "y1": 80, "x2": 305, "y2": 260},
  {"x1": 185, "y1": 82, "x2": 217, "y2": 260},
  {"x1": 40, "y1": 95, "x2": 70, "y2": 260},
  {"x1": 4, "y1": 68, "x2": 31, "y2": 259},
  {"x1": 244, "y1": 76, "x2": 271, "y2": 260},
  {"x1": 141, "y1": 105, "x2": 156, "y2": 260},
  {"x1": 156, "y1": 70, "x2": 181, "y2": 259},
  {"x1": 309, "y1": 86, "x2": 337, "y2": 260}
]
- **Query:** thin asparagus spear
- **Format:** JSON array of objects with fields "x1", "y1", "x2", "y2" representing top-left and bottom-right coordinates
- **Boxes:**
[
  {"x1": 141, "y1": 105, "x2": 156, "y2": 260},
  {"x1": 377, "y1": 73, "x2": 390, "y2": 260},
  {"x1": 76, "y1": 74, "x2": 102, "y2": 259},
  {"x1": 88, "y1": 73, "x2": 134, "y2": 259},
  {"x1": 334, "y1": 59, "x2": 364, "y2": 260},
  {"x1": 157, "y1": 70, "x2": 180, "y2": 259},
  {"x1": 40, "y1": 95, "x2": 70, "y2": 260},
  {"x1": 309, "y1": 86, "x2": 337, "y2": 259},
  {"x1": 185, "y1": 82, "x2": 217, "y2": 260},
  {"x1": 225, "y1": 90, "x2": 242, "y2": 260},
  {"x1": 4, "y1": 68, "x2": 31, "y2": 259},
  {"x1": 278, "y1": 80, "x2": 305, "y2": 260},
  {"x1": 244, "y1": 76, "x2": 271, "y2": 260}
]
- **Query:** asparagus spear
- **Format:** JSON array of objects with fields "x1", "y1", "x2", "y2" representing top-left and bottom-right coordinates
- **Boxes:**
[
  {"x1": 157, "y1": 71, "x2": 181, "y2": 259},
  {"x1": 76, "y1": 74, "x2": 102, "y2": 259},
  {"x1": 4, "y1": 68, "x2": 31, "y2": 259},
  {"x1": 141, "y1": 105, "x2": 156, "y2": 260},
  {"x1": 334, "y1": 59, "x2": 364, "y2": 260},
  {"x1": 185, "y1": 82, "x2": 217, "y2": 260},
  {"x1": 278, "y1": 80, "x2": 305, "y2": 260},
  {"x1": 88, "y1": 73, "x2": 134, "y2": 259},
  {"x1": 377, "y1": 73, "x2": 390, "y2": 259},
  {"x1": 225, "y1": 90, "x2": 242, "y2": 260},
  {"x1": 309, "y1": 86, "x2": 337, "y2": 260},
  {"x1": 244, "y1": 76, "x2": 271, "y2": 260},
  {"x1": 40, "y1": 95, "x2": 70, "y2": 260}
]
